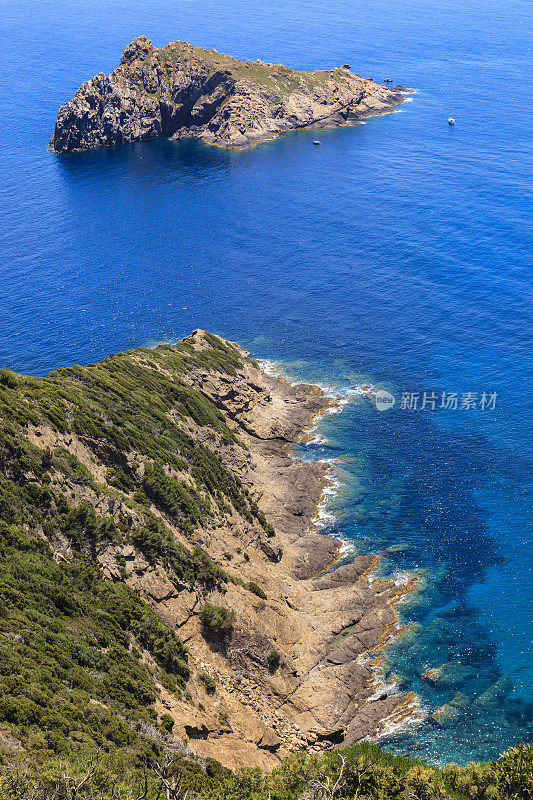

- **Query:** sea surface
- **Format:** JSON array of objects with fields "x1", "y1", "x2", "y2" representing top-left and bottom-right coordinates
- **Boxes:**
[{"x1": 1, "y1": 0, "x2": 532, "y2": 765}]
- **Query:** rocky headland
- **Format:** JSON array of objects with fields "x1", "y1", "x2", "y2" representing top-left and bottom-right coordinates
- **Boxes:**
[
  {"x1": 0, "y1": 331, "x2": 416, "y2": 770},
  {"x1": 50, "y1": 36, "x2": 410, "y2": 152}
]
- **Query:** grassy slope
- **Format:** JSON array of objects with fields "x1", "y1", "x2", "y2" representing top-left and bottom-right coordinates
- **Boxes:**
[{"x1": 151, "y1": 40, "x2": 342, "y2": 99}]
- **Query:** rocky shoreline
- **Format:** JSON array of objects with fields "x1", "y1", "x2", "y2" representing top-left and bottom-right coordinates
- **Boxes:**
[
  {"x1": 21, "y1": 330, "x2": 419, "y2": 770},
  {"x1": 142, "y1": 332, "x2": 419, "y2": 768},
  {"x1": 49, "y1": 35, "x2": 411, "y2": 153}
]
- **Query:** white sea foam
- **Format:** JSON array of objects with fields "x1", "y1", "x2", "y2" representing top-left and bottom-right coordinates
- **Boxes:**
[
  {"x1": 361, "y1": 659, "x2": 427, "y2": 740},
  {"x1": 391, "y1": 570, "x2": 416, "y2": 587},
  {"x1": 338, "y1": 537, "x2": 356, "y2": 555},
  {"x1": 313, "y1": 461, "x2": 342, "y2": 528},
  {"x1": 324, "y1": 531, "x2": 355, "y2": 556},
  {"x1": 314, "y1": 507, "x2": 338, "y2": 528},
  {"x1": 365, "y1": 570, "x2": 419, "y2": 636},
  {"x1": 258, "y1": 358, "x2": 368, "y2": 409},
  {"x1": 307, "y1": 433, "x2": 330, "y2": 445},
  {"x1": 257, "y1": 358, "x2": 360, "y2": 546},
  {"x1": 257, "y1": 358, "x2": 285, "y2": 378},
  {"x1": 372, "y1": 697, "x2": 427, "y2": 741},
  {"x1": 317, "y1": 457, "x2": 338, "y2": 466},
  {"x1": 323, "y1": 481, "x2": 342, "y2": 496},
  {"x1": 367, "y1": 679, "x2": 402, "y2": 703}
]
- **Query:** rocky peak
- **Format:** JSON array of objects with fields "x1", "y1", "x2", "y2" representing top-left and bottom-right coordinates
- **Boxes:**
[{"x1": 120, "y1": 34, "x2": 153, "y2": 65}]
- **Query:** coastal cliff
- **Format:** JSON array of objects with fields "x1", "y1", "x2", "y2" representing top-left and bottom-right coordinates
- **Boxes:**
[
  {"x1": 49, "y1": 36, "x2": 409, "y2": 152},
  {"x1": 0, "y1": 331, "x2": 415, "y2": 770}
]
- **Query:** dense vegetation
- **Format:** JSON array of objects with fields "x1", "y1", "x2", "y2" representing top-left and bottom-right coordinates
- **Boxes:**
[
  {"x1": 0, "y1": 741, "x2": 531, "y2": 799},
  {"x1": 0, "y1": 523, "x2": 189, "y2": 756},
  {"x1": 199, "y1": 603, "x2": 235, "y2": 631},
  {"x1": 0, "y1": 334, "x2": 270, "y2": 581}
]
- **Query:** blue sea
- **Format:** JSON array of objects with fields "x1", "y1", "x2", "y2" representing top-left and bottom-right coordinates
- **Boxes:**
[{"x1": 1, "y1": 0, "x2": 532, "y2": 765}]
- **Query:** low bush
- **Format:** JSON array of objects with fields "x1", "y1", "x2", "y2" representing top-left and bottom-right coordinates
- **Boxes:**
[
  {"x1": 159, "y1": 713, "x2": 175, "y2": 733},
  {"x1": 267, "y1": 649, "x2": 281, "y2": 671},
  {"x1": 246, "y1": 581, "x2": 267, "y2": 599},
  {"x1": 199, "y1": 603, "x2": 235, "y2": 630},
  {"x1": 199, "y1": 672, "x2": 216, "y2": 694}
]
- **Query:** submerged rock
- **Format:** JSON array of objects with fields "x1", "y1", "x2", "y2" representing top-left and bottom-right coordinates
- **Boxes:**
[
  {"x1": 430, "y1": 703, "x2": 462, "y2": 728},
  {"x1": 474, "y1": 676, "x2": 513, "y2": 708},
  {"x1": 450, "y1": 692, "x2": 471, "y2": 709},
  {"x1": 422, "y1": 662, "x2": 475, "y2": 688},
  {"x1": 50, "y1": 35, "x2": 410, "y2": 153}
]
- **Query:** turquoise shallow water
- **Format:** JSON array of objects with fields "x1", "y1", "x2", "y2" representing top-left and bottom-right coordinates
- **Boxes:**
[{"x1": 0, "y1": 0, "x2": 532, "y2": 765}]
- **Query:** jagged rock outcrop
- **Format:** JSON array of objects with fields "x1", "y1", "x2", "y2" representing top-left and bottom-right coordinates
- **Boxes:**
[{"x1": 50, "y1": 35, "x2": 410, "y2": 152}]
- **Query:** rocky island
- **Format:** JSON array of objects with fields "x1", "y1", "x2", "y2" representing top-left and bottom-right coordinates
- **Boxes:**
[{"x1": 49, "y1": 36, "x2": 410, "y2": 152}]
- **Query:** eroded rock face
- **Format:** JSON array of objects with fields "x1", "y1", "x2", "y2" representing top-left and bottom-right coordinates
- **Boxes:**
[{"x1": 50, "y1": 35, "x2": 410, "y2": 152}]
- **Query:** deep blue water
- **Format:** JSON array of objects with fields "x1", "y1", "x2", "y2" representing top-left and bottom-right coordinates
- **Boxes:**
[{"x1": 1, "y1": 0, "x2": 532, "y2": 765}]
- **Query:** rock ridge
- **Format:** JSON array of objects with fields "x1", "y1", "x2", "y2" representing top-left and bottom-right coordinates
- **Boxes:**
[{"x1": 131, "y1": 331, "x2": 419, "y2": 766}]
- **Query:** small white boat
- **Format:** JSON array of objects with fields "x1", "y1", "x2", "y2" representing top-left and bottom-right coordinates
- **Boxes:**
[
  {"x1": 312, "y1": 140, "x2": 321, "y2": 145},
  {"x1": 384, "y1": 78, "x2": 393, "y2": 82},
  {"x1": 448, "y1": 117, "x2": 456, "y2": 125}
]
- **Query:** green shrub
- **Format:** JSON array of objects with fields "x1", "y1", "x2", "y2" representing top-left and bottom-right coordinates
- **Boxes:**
[
  {"x1": 131, "y1": 520, "x2": 228, "y2": 588},
  {"x1": 246, "y1": 581, "x2": 267, "y2": 599},
  {"x1": 267, "y1": 650, "x2": 281, "y2": 671},
  {"x1": 142, "y1": 461, "x2": 208, "y2": 529},
  {"x1": 160, "y1": 713, "x2": 175, "y2": 733},
  {"x1": 199, "y1": 603, "x2": 235, "y2": 630},
  {"x1": 199, "y1": 672, "x2": 216, "y2": 694},
  {"x1": 0, "y1": 368, "x2": 19, "y2": 389},
  {"x1": 494, "y1": 744, "x2": 533, "y2": 799}
]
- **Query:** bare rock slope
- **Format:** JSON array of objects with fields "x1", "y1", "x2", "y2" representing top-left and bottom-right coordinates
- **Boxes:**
[{"x1": 50, "y1": 35, "x2": 409, "y2": 152}]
